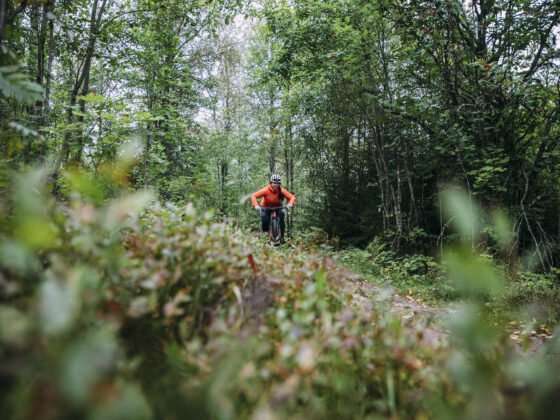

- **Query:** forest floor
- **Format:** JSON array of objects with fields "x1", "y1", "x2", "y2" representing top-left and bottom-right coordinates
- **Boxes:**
[
  {"x1": 243, "y1": 243, "x2": 449, "y2": 343},
  {"x1": 341, "y1": 269, "x2": 553, "y2": 354},
  {"x1": 348, "y1": 272, "x2": 556, "y2": 354},
  {"x1": 246, "y1": 242, "x2": 553, "y2": 354},
  {"x1": 330, "y1": 262, "x2": 450, "y2": 348}
]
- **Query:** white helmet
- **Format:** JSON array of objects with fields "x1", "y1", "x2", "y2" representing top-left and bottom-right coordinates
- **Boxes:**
[{"x1": 270, "y1": 174, "x2": 281, "y2": 184}]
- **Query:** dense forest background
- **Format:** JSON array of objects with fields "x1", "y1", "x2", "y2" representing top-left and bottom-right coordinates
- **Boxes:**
[
  {"x1": 3, "y1": 0, "x2": 559, "y2": 260},
  {"x1": 2, "y1": 1, "x2": 560, "y2": 419}
]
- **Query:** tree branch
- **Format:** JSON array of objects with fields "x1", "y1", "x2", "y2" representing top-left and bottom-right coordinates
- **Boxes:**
[{"x1": 523, "y1": 11, "x2": 559, "y2": 81}]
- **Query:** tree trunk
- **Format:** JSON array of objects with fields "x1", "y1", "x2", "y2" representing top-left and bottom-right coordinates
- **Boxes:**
[
  {"x1": 61, "y1": 0, "x2": 107, "y2": 166},
  {"x1": 403, "y1": 139, "x2": 417, "y2": 228},
  {"x1": 143, "y1": 88, "x2": 153, "y2": 187},
  {"x1": 0, "y1": 0, "x2": 5, "y2": 43},
  {"x1": 34, "y1": 1, "x2": 54, "y2": 122},
  {"x1": 44, "y1": 2, "x2": 55, "y2": 113},
  {"x1": 283, "y1": 89, "x2": 294, "y2": 236},
  {"x1": 0, "y1": 0, "x2": 29, "y2": 44},
  {"x1": 268, "y1": 88, "x2": 277, "y2": 175},
  {"x1": 74, "y1": 0, "x2": 108, "y2": 163}
]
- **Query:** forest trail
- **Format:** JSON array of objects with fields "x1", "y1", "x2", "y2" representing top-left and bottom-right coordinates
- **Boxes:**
[
  {"x1": 242, "y1": 247, "x2": 450, "y2": 347},
  {"x1": 331, "y1": 261, "x2": 554, "y2": 354},
  {"x1": 330, "y1": 263, "x2": 450, "y2": 348},
  {"x1": 243, "y1": 246, "x2": 552, "y2": 354}
]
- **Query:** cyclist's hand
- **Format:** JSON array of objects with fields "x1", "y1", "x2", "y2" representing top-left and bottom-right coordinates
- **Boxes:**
[
  {"x1": 255, "y1": 205, "x2": 261, "y2": 212},
  {"x1": 287, "y1": 204, "x2": 293, "y2": 210}
]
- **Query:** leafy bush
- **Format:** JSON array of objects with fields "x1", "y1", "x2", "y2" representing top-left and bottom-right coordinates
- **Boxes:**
[
  {"x1": 0, "y1": 63, "x2": 43, "y2": 104},
  {"x1": 3, "y1": 170, "x2": 560, "y2": 420},
  {"x1": 0, "y1": 165, "x2": 453, "y2": 419},
  {"x1": 122, "y1": 203, "x2": 252, "y2": 337},
  {"x1": 0, "y1": 165, "x2": 251, "y2": 419},
  {"x1": 0, "y1": 167, "x2": 154, "y2": 420}
]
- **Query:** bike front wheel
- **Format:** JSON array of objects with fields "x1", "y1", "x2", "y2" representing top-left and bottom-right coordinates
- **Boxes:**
[{"x1": 269, "y1": 214, "x2": 283, "y2": 245}]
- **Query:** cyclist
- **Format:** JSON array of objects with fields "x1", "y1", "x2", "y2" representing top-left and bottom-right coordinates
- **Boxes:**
[{"x1": 251, "y1": 174, "x2": 296, "y2": 239}]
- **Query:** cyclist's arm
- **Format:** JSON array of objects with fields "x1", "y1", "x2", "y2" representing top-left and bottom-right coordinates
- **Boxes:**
[
  {"x1": 282, "y1": 188, "x2": 296, "y2": 206},
  {"x1": 251, "y1": 187, "x2": 267, "y2": 208}
]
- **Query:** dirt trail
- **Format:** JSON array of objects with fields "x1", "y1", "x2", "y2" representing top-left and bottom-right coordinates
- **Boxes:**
[
  {"x1": 328, "y1": 262, "x2": 555, "y2": 354},
  {"x1": 242, "y1": 251, "x2": 553, "y2": 353},
  {"x1": 326, "y1": 262, "x2": 451, "y2": 348},
  {"x1": 242, "y1": 252, "x2": 451, "y2": 347}
]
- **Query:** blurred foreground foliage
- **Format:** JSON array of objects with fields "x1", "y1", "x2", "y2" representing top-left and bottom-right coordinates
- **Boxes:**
[{"x1": 1, "y1": 167, "x2": 560, "y2": 419}]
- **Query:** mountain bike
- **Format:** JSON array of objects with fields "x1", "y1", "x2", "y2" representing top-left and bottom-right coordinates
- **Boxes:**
[{"x1": 266, "y1": 206, "x2": 288, "y2": 246}]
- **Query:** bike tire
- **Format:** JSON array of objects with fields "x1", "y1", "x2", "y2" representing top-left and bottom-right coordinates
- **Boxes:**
[{"x1": 269, "y1": 213, "x2": 283, "y2": 245}]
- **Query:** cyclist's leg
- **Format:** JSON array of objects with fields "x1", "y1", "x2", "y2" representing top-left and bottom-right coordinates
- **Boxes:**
[
  {"x1": 280, "y1": 209, "x2": 286, "y2": 239},
  {"x1": 261, "y1": 208, "x2": 270, "y2": 233}
]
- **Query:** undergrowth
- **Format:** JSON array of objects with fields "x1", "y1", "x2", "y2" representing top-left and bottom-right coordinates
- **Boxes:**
[
  {"x1": 336, "y1": 237, "x2": 560, "y2": 326},
  {"x1": 335, "y1": 239, "x2": 458, "y2": 305},
  {"x1": 2, "y1": 167, "x2": 560, "y2": 419}
]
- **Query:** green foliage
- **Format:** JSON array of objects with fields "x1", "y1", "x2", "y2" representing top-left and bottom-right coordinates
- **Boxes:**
[
  {"x1": 0, "y1": 157, "x2": 252, "y2": 418},
  {"x1": 339, "y1": 189, "x2": 560, "y2": 320},
  {"x1": 436, "y1": 188, "x2": 560, "y2": 419},
  {"x1": 2, "y1": 164, "x2": 560, "y2": 418},
  {"x1": 0, "y1": 167, "x2": 154, "y2": 419},
  {"x1": 2, "y1": 1, "x2": 560, "y2": 418},
  {"x1": 255, "y1": 0, "x2": 560, "y2": 259},
  {"x1": 122, "y1": 203, "x2": 251, "y2": 335},
  {"x1": 0, "y1": 64, "x2": 42, "y2": 104},
  {"x1": 337, "y1": 243, "x2": 457, "y2": 304}
]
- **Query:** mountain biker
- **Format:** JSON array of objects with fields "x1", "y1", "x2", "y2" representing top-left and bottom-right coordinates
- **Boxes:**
[{"x1": 251, "y1": 174, "x2": 296, "y2": 239}]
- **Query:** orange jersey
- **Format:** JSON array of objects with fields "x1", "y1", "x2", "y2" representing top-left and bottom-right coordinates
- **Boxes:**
[{"x1": 251, "y1": 184, "x2": 296, "y2": 208}]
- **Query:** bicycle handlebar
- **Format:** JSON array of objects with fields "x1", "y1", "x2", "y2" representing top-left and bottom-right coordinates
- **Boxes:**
[{"x1": 261, "y1": 206, "x2": 289, "y2": 210}]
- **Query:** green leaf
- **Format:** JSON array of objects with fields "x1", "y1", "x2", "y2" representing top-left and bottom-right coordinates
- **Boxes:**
[
  {"x1": 8, "y1": 121, "x2": 39, "y2": 137},
  {"x1": 0, "y1": 65, "x2": 42, "y2": 104},
  {"x1": 60, "y1": 329, "x2": 119, "y2": 404},
  {"x1": 441, "y1": 188, "x2": 481, "y2": 242},
  {"x1": 90, "y1": 384, "x2": 152, "y2": 420},
  {"x1": 103, "y1": 190, "x2": 154, "y2": 230},
  {"x1": 39, "y1": 277, "x2": 80, "y2": 335},
  {"x1": 0, "y1": 240, "x2": 40, "y2": 274},
  {"x1": 0, "y1": 305, "x2": 30, "y2": 346},
  {"x1": 507, "y1": 357, "x2": 557, "y2": 395},
  {"x1": 14, "y1": 216, "x2": 59, "y2": 250},
  {"x1": 14, "y1": 167, "x2": 50, "y2": 216},
  {"x1": 444, "y1": 248, "x2": 504, "y2": 299},
  {"x1": 63, "y1": 168, "x2": 106, "y2": 204},
  {"x1": 447, "y1": 303, "x2": 500, "y2": 353},
  {"x1": 78, "y1": 92, "x2": 106, "y2": 104},
  {"x1": 134, "y1": 111, "x2": 153, "y2": 121}
]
